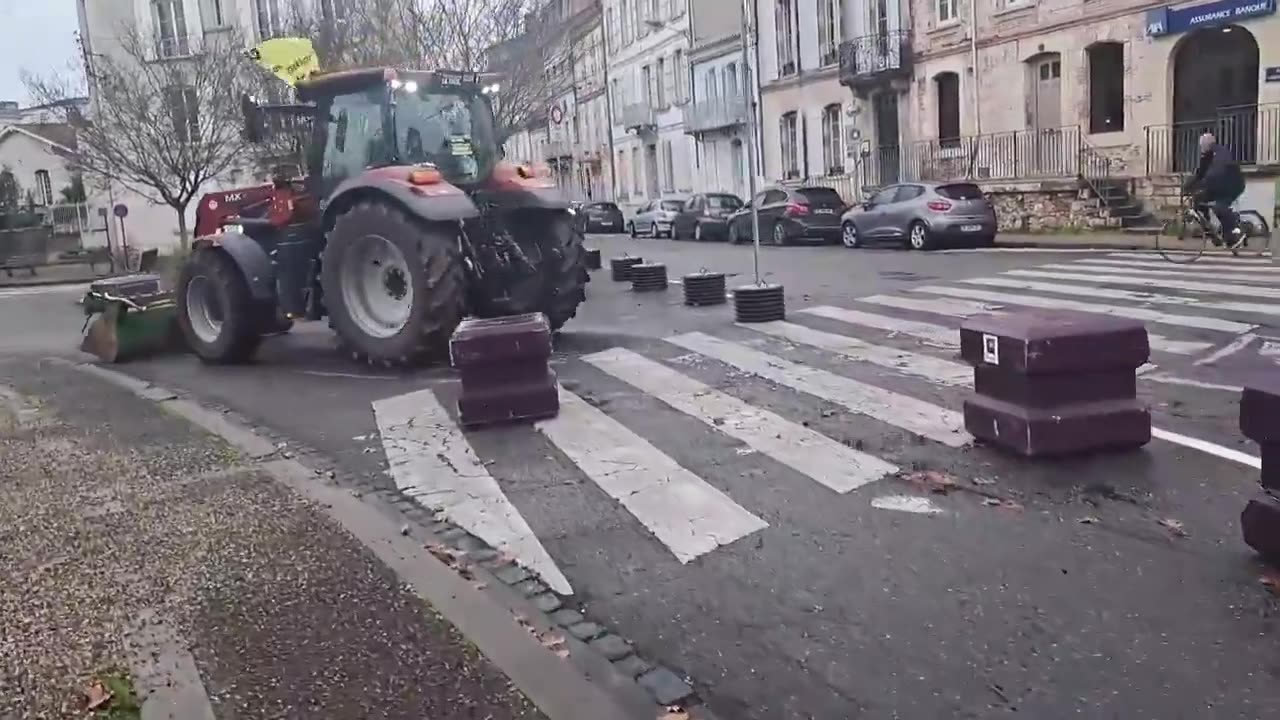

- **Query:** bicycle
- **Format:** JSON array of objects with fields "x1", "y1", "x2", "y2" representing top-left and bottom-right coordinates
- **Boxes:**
[{"x1": 1156, "y1": 193, "x2": 1271, "y2": 264}]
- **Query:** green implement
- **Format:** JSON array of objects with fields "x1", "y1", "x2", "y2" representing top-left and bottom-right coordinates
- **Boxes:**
[{"x1": 80, "y1": 277, "x2": 183, "y2": 363}]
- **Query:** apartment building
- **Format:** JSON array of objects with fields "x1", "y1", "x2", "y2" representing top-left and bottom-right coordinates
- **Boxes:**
[
  {"x1": 604, "y1": 0, "x2": 695, "y2": 208},
  {"x1": 540, "y1": 0, "x2": 614, "y2": 201},
  {"x1": 685, "y1": 0, "x2": 759, "y2": 197}
]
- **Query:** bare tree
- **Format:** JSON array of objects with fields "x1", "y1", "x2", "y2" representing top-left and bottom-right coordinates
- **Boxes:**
[{"x1": 26, "y1": 28, "x2": 257, "y2": 248}]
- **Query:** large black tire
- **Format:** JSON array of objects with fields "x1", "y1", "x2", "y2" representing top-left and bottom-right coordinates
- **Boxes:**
[
  {"x1": 322, "y1": 201, "x2": 467, "y2": 366},
  {"x1": 176, "y1": 247, "x2": 263, "y2": 364},
  {"x1": 507, "y1": 210, "x2": 588, "y2": 331}
]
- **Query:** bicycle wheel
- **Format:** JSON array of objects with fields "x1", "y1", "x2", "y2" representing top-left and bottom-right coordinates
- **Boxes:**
[
  {"x1": 1233, "y1": 211, "x2": 1272, "y2": 258},
  {"x1": 1156, "y1": 216, "x2": 1210, "y2": 264}
]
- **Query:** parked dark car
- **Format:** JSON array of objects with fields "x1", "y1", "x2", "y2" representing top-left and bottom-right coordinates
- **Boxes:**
[
  {"x1": 672, "y1": 192, "x2": 745, "y2": 241},
  {"x1": 840, "y1": 181, "x2": 997, "y2": 250},
  {"x1": 576, "y1": 201, "x2": 626, "y2": 233},
  {"x1": 726, "y1": 186, "x2": 847, "y2": 246}
]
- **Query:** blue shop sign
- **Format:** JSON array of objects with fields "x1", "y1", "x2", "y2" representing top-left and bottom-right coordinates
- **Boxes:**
[{"x1": 1145, "y1": 0, "x2": 1276, "y2": 36}]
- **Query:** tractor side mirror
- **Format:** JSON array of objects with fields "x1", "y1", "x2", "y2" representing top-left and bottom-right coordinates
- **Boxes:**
[{"x1": 241, "y1": 94, "x2": 266, "y2": 144}]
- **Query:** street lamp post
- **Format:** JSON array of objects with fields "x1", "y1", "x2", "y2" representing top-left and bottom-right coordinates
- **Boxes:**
[{"x1": 739, "y1": 0, "x2": 761, "y2": 283}]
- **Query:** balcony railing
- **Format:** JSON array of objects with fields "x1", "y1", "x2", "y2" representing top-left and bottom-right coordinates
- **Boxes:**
[
  {"x1": 839, "y1": 30, "x2": 912, "y2": 91},
  {"x1": 1145, "y1": 103, "x2": 1280, "y2": 175},
  {"x1": 620, "y1": 102, "x2": 656, "y2": 131},
  {"x1": 682, "y1": 96, "x2": 749, "y2": 135}
]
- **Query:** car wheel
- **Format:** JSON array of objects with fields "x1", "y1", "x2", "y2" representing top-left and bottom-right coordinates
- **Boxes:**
[
  {"x1": 650, "y1": 222, "x2": 660, "y2": 238},
  {"x1": 694, "y1": 223, "x2": 704, "y2": 242},
  {"x1": 841, "y1": 222, "x2": 860, "y2": 249},
  {"x1": 908, "y1": 221, "x2": 934, "y2": 251},
  {"x1": 628, "y1": 221, "x2": 636, "y2": 238},
  {"x1": 773, "y1": 222, "x2": 788, "y2": 246}
]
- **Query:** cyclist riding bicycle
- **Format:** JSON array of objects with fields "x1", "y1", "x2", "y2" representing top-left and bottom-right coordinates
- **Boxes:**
[{"x1": 1182, "y1": 131, "x2": 1246, "y2": 246}]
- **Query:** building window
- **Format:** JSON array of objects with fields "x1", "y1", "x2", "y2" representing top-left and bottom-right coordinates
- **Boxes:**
[
  {"x1": 937, "y1": 0, "x2": 956, "y2": 23},
  {"x1": 674, "y1": 49, "x2": 688, "y2": 104},
  {"x1": 657, "y1": 57, "x2": 669, "y2": 108},
  {"x1": 199, "y1": 0, "x2": 226, "y2": 28},
  {"x1": 255, "y1": 0, "x2": 284, "y2": 40},
  {"x1": 34, "y1": 170, "x2": 53, "y2": 206},
  {"x1": 776, "y1": 0, "x2": 796, "y2": 77},
  {"x1": 152, "y1": 0, "x2": 189, "y2": 57},
  {"x1": 165, "y1": 85, "x2": 199, "y2": 143},
  {"x1": 935, "y1": 71, "x2": 961, "y2": 147},
  {"x1": 821, "y1": 105, "x2": 843, "y2": 175},
  {"x1": 631, "y1": 147, "x2": 642, "y2": 195},
  {"x1": 1088, "y1": 42, "x2": 1125, "y2": 133},
  {"x1": 817, "y1": 0, "x2": 841, "y2": 67},
  {"x1": 780, "y1": 111, "x2": 799, "y2": 179},
  {"x1": 724, "y1": 63, "x2": 739, "y2": 99}
]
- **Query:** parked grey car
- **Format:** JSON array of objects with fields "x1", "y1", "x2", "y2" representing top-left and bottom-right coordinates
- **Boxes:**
[
  {"x1": 628, "y1": 197, "x2": 688, "y2": 238},
  {"x1": 840, "y1": 181, "x2": 997, "y2": 250}
]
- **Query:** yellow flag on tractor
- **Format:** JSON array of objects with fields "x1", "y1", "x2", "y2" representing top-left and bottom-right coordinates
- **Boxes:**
[{"x1": 249, "y1": 37, "x2": 319, "y2": 87}]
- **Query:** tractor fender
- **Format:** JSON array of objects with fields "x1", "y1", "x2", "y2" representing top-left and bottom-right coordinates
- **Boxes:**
[
  {"x1": 484, "y1": 187, "x2": 571, "y2": 212},
  {"x1": 321, "y1": 176, "x2": 480, "y2": 231},
  {"x1": 191, "y1": 232, "x2": 276, "y2": 303}
]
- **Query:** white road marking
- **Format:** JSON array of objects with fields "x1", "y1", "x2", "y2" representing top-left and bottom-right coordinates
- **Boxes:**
[
  {"x1": 1143, "y1": 373, "x2": 1242, "y2": 393},
  {"x1": 1152, "y1": 428, "x2": 1261, "y2": 469},
  {"x1": 912, "y1": 285, "x2": 1256, "y2": 333},
  {"x1": 1194, "y1": 333, "x2": 1257, "y2": 366},
  {"x1": 933, "y1": 247, "x2": 1116, "y2": 254},
  {"x1": 859, "y1": 293, "x2": 1005, "y2": 317},
  {"x1": 964, "y1": 276, "x2": 1280, "y2": 316},
  {"x1": 1039, "y1": 262, "x2": 1280, "y2": 283},
  {"x1": 1006, "y1": 269, "x2": 1280, "y2": 300},
  {"x1": 798, "y1": 305, "x2": 956, "y2": 347},
  {"x1": 537, "y1": 387, "x2": 767, "y2": 563},
  {"x1": 300, "y1": 370, "x2": 399, "y2": 380},
  {"x1": 1107, "y1": 251, "x2": 1273, "y2": 265},
  {"x1": 372, "y1": 388, "x2": 572, "y2": 595},
  {"x1": 743, "y1": 320, "x2": 972, "y2": 386},
  {"x1": 1074, "y1": 258, "x2": 1280, "y2": 274},
  {"x1": 584, "y1": 347, "x2": 898, "y2": 492},
  {"x1": 871, "y1": 495, "x2": 947, "y2": 515},
  {"x1": 668, "y1": 332, "x2": 972, "y2": 447}
]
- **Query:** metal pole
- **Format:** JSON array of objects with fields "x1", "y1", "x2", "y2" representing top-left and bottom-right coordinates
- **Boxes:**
[
  {"x1": 740, "y1": 0, "x2": 761, "y2": 284},
  {"x1": 969, "y1": 0, "x2": 981, "y2": 136}
]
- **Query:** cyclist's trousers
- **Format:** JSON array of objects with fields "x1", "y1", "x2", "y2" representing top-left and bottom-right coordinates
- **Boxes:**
[{"x1": 1197, "y1": 190, "x2": 1242, "y2": 241}]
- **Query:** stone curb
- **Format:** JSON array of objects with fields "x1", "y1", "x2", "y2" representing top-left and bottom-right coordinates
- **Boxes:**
[{"x1": 53, "y1": 359, "x2": 716, "y2": 720}]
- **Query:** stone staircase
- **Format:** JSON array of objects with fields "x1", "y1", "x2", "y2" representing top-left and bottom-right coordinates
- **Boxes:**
[{"x1": 1081, "y1": 177, "x2": 1165, "y2": 235}]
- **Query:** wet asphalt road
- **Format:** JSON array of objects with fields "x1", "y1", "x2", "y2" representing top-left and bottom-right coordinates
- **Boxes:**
[{"x1": 5, "y1": 237, "x2": 1280, "y2": 719}]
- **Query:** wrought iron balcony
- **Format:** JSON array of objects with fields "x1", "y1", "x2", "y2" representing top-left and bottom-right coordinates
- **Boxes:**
[
  {"x1": 839, "y1": 30, "x2": 912, "y2": 94},
  {"x1": 682, "y1": 96, "x2": 749, "y2": 135},
  {"x1": 620, "y1": 102, "x2": 656, "y2": 132}
]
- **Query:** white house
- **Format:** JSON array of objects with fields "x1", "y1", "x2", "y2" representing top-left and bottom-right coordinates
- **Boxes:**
[{"x1": 686, "y1": 0, "x2": 760, "y2": 198}]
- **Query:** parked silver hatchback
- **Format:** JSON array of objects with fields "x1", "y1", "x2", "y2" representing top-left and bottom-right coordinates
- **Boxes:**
[
  {"x1": 840, "y1": 181, "x2": 997, "y2": 251},
  {"x1": 628, "y1": 197, "x2": 688, "y2": 239}
]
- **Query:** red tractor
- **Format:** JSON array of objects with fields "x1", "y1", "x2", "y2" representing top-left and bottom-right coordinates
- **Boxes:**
[{"x1": 177, "y1": 67, "x2": 588, "y2": 366}]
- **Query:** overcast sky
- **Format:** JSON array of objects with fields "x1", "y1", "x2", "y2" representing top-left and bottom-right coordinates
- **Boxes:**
[{"x1": 0, "y1": 1, "x2": 81, "y2": 103}]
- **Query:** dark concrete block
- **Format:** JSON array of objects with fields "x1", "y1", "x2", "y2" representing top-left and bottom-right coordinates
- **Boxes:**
[
  {"x1": 973, "y1": 365, "x2": 1137, "y2": 408},
  {"x1": 638, "y1": 667, "x2": 695, "y2": 705},
  {"x1": 964, "y1": 395, "x2": 1151, "y2": 457},
  {"x1": 1264, "y1": 445, "x2": 1280, "y2": 492},
  {"x1": 494, "y1": 564, "x2": 531, "y2": 586},
  {"x1": 568, "y1": 621, "x2": 604, "y2": 641},
  {"x1": 613, "y1": 654, "x2": 653, "y2": 678},
  {"x1": 1241, "y1": 377, "x2": 1280, "y2": 444},
  {"x1": 588, "y1": 633, "x2": 631, "y2": 661},
  {"x1": 449, "y1": 313, "x2": 552, "y2": 368},
  {"x1": 960, "y1": 310, "x2": 1149, "y2": 374},
  {"x1": 456, "y1": 370, "x2": 559, "y2": 428},
  {"x1": 550, "y1": 609, "x2": 584, "y2": 627},
  {"x1": 532, "y1": 593, "x2": 562, "y2": 613},
  {"x1": 459, "y1": 362, "x2": 554, "y2": 387},
  {"x1": 1241, "y1": 492, "x2": 1280, "y2": 562}
]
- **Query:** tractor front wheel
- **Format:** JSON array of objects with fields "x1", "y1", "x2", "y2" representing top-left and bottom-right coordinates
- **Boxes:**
[
  {"x1": 322, "y1": 201, "x2": 467, "y2": 366},
  {"x1": 508, "y1": 210, "x2": 588, "y2": 330},
  {"x1": 176, "y1": 247, "x2": 263, "y2": 364}
]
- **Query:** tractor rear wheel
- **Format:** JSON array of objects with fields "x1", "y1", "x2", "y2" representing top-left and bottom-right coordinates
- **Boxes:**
[
  {"x1": 322, "y1": 201, "x2": 466, "y2": 366},
  {"x1": 509, "y1": 210, "x2": 588, "y2": 330},
  {"x1": 176, "y1": 247, "x2": 263, "y2": 364}
]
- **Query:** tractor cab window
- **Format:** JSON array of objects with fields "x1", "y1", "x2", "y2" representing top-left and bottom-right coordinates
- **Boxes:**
[
  {"x1": 321, "y1": 87, "x2": 391, "y2": 185},
  {"x1": 394, "y1": 85, "x2": 498, "y2": 186}
]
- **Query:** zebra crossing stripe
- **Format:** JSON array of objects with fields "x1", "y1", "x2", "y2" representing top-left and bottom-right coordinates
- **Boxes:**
[
  {"x1": 584, "y1": 348, "x2": 898, "y2": 492},
  {"x1": 1106, "y1": 252, "x2": 1273, "y2": 265},
  {"x1": 1006, "y1": 269, "x2": 1280, "y2": 300},
  {"x1": 1040, "y1": 262, "x2": 1280, "y2": 284},
  {"x1": 858, "y1": 293, "x2": 1003, "y2": 318},
  {"x1": 667, "y1": 332, "x2": 972, "y2": 448},
  {"x1": 372, "y1": 388, "x2": 572, "y2": 595},
  {"x1": 910, "y1": 285, "x2": 1256, "y2": 334},
  {"x1": 963, "y1": 276, "x2": 1280, "y2": 316},
  {"x1": 742, "y1": 320, "x2": 972, "y2": 386},
  {"x1": 798, "y1": 305, "x2": 955, "y2": 347},
  {"x1": 536, "y1": 387, "x2": 768, "y2": 563},
  {"x1": 1073, "y1": 258, "x2": 1280, "y2": 274}
]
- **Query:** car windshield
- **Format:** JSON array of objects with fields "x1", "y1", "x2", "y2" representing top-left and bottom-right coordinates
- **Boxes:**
[
  {"x1": 936, "y1": 183, "x2": 984, "y2": 200},
  {"x1": 394, "y1": 85, "x2": 498, "y2": 185},
  {"x1": 706, "y1": 195, "x2": 743, "y2": 210},
  {"x1": 661, "y1": 201, "x2": 685, "y2": 211},
  {"x1": 797, "y1": 187, "x2": 844, "y2": 207},
  {"x1": 591, "y1": 203, "x2": 619, "y2": 212}
]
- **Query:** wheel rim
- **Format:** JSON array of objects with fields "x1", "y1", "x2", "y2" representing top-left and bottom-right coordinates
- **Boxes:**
[
  {"x1": 695, "y1": 224, "x2": 702, "y2": 241},
  {"x1": 340, "y1": 234, "x2": 414, "y2": 339},
  {"x1": 651, "y1": 223, "x2": 658, "y2": 237},
  {"x1": 842, "y1": 224, "x2": 857, "y2": 247},
  {"x1": 910, "y1": 225, "x2": 926, "y2": 249},
  {"x1": 774, "y1": 224, "x2": 784, "y2": 244},
  {"x1": 185, "y1": 275, "x2": 223, "y2": 344}
]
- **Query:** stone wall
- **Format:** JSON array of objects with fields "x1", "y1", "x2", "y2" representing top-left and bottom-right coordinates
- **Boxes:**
[{"x1": 980, "y1": 179, "x2": 1110, "y2": 232}]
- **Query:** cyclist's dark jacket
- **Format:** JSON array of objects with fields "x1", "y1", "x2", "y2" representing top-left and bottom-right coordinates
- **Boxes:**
[{"x1": 1188, "y1": 142, "x2": 1245, "y2": 200}]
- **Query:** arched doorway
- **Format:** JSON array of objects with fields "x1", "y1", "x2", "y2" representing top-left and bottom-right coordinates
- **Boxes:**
[{"x1": 1171, "y1": 25, "x2": 1259, "y2": 170}]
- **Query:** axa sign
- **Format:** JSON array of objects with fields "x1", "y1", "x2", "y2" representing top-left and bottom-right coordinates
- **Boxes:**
[{"x1": 1146, "y1": 0, "x2": 1276, "y2": 36}]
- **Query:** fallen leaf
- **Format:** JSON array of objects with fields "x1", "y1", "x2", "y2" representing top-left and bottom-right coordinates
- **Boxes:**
[
  {"x1": 1158, "y1": 518, "x2": 1188, "y2": 537},
  {"x1": 472, "y1": 582, "x2": 488, "y2": 591},
  {"x1": 1077, "y1": 516, "x2": 1100, "y2": 525},
  {"x1": 971, "y1": 477, "x2": 997, "y2": 486},
  {"x1": 982, "y1": 498, "x2": 1024, "y2": 511},
  {"x1": 85, "y1": 681, "x2": 112, "y2": 711},
  {"x1": 659, "y1": 707, "x2": 690, "y2": 720},
  {"x1": 904, "y1": 470, "x2": 960, "y2": 495}
]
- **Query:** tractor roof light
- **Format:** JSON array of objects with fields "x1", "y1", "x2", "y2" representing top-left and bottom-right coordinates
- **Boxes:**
[
  {"x1": 403, "y1": 80, "x2": 419, "y2": 93},
  {"x1": 408, "y1": 168, "x2": 443, "y2": 185}
]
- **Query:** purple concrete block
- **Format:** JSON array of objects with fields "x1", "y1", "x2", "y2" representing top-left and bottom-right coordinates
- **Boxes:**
[
  {"x1": 459, "y1": 362, "x2": 555, "y2": 387},
  {"x1": 1264, "y1": 445, "x2": 1280, "y2": 492},
  {"x1": 457, "y1": 369, "x2": 559, "y2": 428},
  {"x1": 449, "y1": 313, "x2": 552, "y2": 368},
  {"x1": 973, "y1": 365, "x2": 1136, "y2": 408},
  {"x1": 960, "y1": 310, "x2": 1149, "y2": 374},
  {"x1": 1241, "y1": 492, "x2": 1280, "y2": 562},
  {"x1": 964, "y1": 395, "x2": 1151, "y2": 457},
  {"x1": 1240, "y1": 375, "x2": 1280, "y2": 444}
]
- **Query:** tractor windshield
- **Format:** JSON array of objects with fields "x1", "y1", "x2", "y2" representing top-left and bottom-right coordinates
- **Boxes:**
[{"x1": 394, "y1": 85, "x2": 498, "y2": 185}]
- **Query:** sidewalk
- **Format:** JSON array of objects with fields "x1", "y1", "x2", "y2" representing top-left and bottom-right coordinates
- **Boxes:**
[
  {"x1": 0, "y1": 359, "x2": 644, "y2": 720},
  {"x1": 0, "y1": 262, "x2": 111, "y2": 288},
  {"x1": 996, "y1": 231, "x2": 1159, "y2": 250}
]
